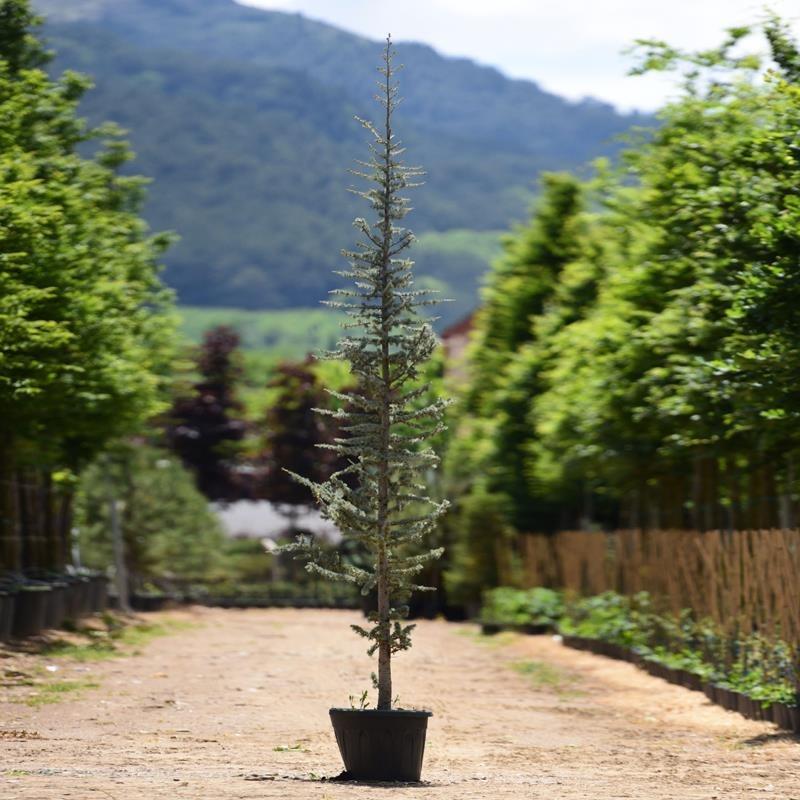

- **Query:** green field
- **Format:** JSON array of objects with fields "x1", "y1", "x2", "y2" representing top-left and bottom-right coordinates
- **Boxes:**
[
  {"x1": 177, "y1": 228, "x2": 503, "y2": 361},
  {"x1": 177, "y1": 306, "x2": 341, "y2": 358}
]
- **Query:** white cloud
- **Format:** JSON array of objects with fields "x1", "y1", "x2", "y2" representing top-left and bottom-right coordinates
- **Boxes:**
[{"x1": 237, "y1": 0, "x2": 800, "y2": 110}]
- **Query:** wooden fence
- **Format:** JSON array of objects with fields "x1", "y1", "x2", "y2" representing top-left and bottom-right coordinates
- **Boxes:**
[{"x1": 520, "y1": 528, "x2": 800, "y2": 646}]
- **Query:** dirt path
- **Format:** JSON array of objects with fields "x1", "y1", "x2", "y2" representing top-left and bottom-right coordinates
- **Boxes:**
[{"x1": 1, "y1": 608, "x2": 799, "y2": 799}]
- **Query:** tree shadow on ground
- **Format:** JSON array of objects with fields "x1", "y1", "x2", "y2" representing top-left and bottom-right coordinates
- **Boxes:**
[{"x1": 741, "y1": 731, "x2": 799, "y2": 747}]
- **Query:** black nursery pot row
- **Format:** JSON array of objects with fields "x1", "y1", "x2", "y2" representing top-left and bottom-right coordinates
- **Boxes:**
[
  {"x1": 0, "y1": 574, "x2": 109, "y2": 641},
  {"x1": 480, "y1": 620, "x2": 552, "y2": 636},
  {"x1": 195, "y1": 595, "x2": 360, "y2": 610},
  {"x1": 561, "y1": 634, "x2": 800, "y2": 734}
]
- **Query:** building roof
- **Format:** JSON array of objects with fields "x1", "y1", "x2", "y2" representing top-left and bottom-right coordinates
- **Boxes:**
[
  {"x1": 441, "y1": 311, "x2": 476, "y2": 341},
  {"x1": 211, "y1": 500, "x2": 341, "y2": 544}
]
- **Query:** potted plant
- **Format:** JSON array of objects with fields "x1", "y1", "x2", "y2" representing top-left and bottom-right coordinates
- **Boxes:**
[
  {"x1": 12, "y1": 581, "x2": 52, "y2": 638},
  {"x1": 0, "y1": 587, "x2": 15, "y2": 642},
  {"x1": 283, "y1": 35, "x2": 449, "y2": 783}
]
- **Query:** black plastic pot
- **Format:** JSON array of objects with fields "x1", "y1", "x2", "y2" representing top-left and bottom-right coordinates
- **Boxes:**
[
  {"x1": 0, "y1": 592, "x2": 15, "y2": 641},
  {"x1": 131, "y1": 593, "x2": 168, "y2": 612},
  {"x1": 480, "y1": 621, "x2": 551, "y2": 636},
  {"x1": 64, "y1": 576, "x2": 90, "y2": 620},
  {"x1": 89, "y1": 575, "x2": 109, "y2": 612},
  {"x1": 77, "y1": 576, "x2": 93, "y2": 616},
  {"x1": 12, "y1": 585, "x2": 52, "y2": 638},
  {"x1": 789, "y1": 706, "x2": 800, "y2": 733},
  {"x1": 480, "y1": 621, "x2": 505, "y2": 635},
  {"x1": 771, "y1": 702, "x2": 800, "y2": 732},
  {"x1": 329, "y1": 708, "x2": 432, "y2": 782},
  {"x1": 44, "y1": 583, "x2": 67, "y2": 630}
]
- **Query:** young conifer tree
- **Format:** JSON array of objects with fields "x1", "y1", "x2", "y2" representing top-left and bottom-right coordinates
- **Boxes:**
[{"x1": 285, "y1": 35, "x2": 449, "y2": 711}]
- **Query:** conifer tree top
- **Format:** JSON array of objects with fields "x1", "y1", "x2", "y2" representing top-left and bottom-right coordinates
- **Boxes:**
[{"x1": 284, "y1": 35, "x2": 449, "y2": 711}]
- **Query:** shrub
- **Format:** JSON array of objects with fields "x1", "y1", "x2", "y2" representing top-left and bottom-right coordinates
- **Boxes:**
[{"x1": 481, "y1": 587, "x2": 563, "y2": 627}]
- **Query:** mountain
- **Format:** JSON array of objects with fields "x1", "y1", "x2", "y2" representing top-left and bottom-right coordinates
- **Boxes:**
[{"x1": 35, "y1": 0, "x2": 651, "y2": 319}]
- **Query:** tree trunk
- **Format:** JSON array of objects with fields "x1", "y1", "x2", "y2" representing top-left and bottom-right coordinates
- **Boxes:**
[
  {"x1": 375, "y1": 57, "x2": 394, "y2": 712},
  {"x1": 376, "y1": 545, "x2": 392, "y2": 709},
  {"x1": 110, "y1": 494, "x2": 130, "y2": 614}
]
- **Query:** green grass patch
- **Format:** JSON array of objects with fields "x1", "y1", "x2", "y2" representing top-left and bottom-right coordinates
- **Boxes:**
[
  {"x1": 4, "y1": 769, "x2": 32, "y2": 777},
  {"x1": 512, "y1": 659, "x2": 583, "y2": 697},
  {"x1": 24, "y1": 679, "x2": 100, "y2": 707},
  {"x1": 461, "y1": 629, "x2": 519, "y2": 648},
  {"x1": 41, "y1": 638, "x2": 117, "y2": 662},
  {"x1": 512, "y1": 660, "x2": 565, "y2": 686},
  {"x1": 40, "y1": 617, "x2": 197, "y2": 663},
  {"x1": 114, "y1": 618, "x2": 196, "y2": 649},
  {"x1": 178, "y1": 306, "x2": 341, "y2": 357}
]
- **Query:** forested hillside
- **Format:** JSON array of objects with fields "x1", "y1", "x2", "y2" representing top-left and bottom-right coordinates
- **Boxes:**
[{"x1": 35, "y1": 0, "x2": 649, "y2": 316}]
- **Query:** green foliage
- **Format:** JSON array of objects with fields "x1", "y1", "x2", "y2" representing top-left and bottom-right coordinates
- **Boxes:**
[
  {"x1": 469, "y1": 173, "x2": 585, "y2": 404},
  {"x1": 559, "y1": 591, "x2": 653, "y2": 651},
  {"x1": 257, "y1": 359, "x2": 346, "y2": 505},
  {"x1": 214, "y1": 538, "x2": 273, "y2": 585},
  {"x1": 561, "y1": 591, "x2": 798, "y2": 705},
  {"x1": 481, "y1": 587, "x2": 564, "y2": 627},
  {"x1": 191, "y1": 579, "x2": 358, "y2": 607},
  {"x1": 484, "y1": 586, "x2": 798, "y2": 707},
  {"x1": 35, "y1": 0, "x2": 646, "y2": 316},
  {"x1": 75, "y1": 443, "x2": 226, "y2": 582},
  {"x1": 448, "y1": 18, "x2": 800, "y2": 543},
  {"x1": 535, "y1": 27, "x2": 800, "y2": 509},
  {"x1": 284, "y1": 39, "x2": 449, "y2": 710},
  {"x1": 167, "y1": 326, "x2": 247, "y2": 501},
  {"x1": 443, "y1": 488, "x2": 516, "y2": 607},
  {"x1": 0, "y1": 0, "x2": 175, "y2": 471}
]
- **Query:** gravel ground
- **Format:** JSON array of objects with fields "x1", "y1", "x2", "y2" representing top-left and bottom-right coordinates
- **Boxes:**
[{"x1": 1, "y1": 607, "x2": 799, "y2": 799}]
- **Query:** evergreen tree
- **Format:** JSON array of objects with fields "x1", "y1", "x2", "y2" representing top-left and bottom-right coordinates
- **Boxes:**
[
  {"x1": 167, "y1": 325, "x2": 246, "y2": 500},
  {"x1": 284, "y1": 37, "x2": 449, "y2": 710},
  {"x1": 258, "y1": 359, "x2": 344, "y2": 507},
  {"x1": 0, "y1": 0, "x2": 175, "y2": 572},
  {"x1": 75, "y1": 442, "x2": 226, "y2": 585}
]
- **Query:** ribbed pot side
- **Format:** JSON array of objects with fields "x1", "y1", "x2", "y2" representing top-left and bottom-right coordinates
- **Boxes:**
[{"x1": 329, "y1": 708, "x2": 432, "y2": 782}]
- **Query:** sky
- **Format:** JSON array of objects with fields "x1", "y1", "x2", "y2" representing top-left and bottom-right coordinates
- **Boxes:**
[{"x1": 238, "y1": 0, "x2": 799, "y2": 111}]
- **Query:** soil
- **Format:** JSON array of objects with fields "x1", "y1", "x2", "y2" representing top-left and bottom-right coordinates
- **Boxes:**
[{"x1": 1, "y1": 607, "x2": 799, "y2": 799}]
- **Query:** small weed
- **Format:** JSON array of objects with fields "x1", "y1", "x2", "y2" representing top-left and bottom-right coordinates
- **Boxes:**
[
  {"x1": 4, "y1": 769, "x2": 31, "y2": 777},
  {"x1": 349, "y1": 689, "x2": 369, "y2": 709},
  {"x1": 273, "y1": 742, "x2": 308, "y2": 753}
]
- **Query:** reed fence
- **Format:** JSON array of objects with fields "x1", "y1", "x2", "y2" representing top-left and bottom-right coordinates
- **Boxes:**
[{"x1": 520, "y1": 528, "x2": 800, "y2": 646}]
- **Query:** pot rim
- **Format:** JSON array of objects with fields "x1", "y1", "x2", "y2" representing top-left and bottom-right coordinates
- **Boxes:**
[{"x1": 330, "y1": 707, "x2": 432, "y2": 718}]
